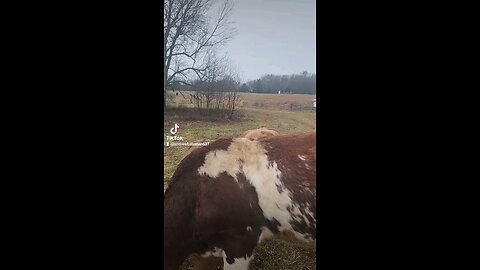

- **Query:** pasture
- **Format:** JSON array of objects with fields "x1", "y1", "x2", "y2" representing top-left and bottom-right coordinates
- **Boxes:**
[
  {"x1": 164, "y1": 91, "x2": 316, "y2": 270},
  {"x1": 166, "y1": 90, "x2": 316, "y2": 111}
]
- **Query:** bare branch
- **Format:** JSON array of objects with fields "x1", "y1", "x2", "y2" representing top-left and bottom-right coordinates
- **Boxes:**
[{"x1": 164, "y1": 0, "x2": 236, "y2": 86}]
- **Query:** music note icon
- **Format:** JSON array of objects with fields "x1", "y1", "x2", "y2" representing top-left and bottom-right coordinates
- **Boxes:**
[{"x1": 170, "y1": 123, "x2": 180, "y2": 135}]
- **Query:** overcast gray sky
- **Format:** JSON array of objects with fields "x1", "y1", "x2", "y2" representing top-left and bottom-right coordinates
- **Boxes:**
[{"x1": 222, "y1": 0, "x2": 316, "y2": 82}]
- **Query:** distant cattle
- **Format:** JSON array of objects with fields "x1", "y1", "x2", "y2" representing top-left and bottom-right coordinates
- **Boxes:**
[{"x1": 165, "y1": 131, "x2": 316, "y2": 270}]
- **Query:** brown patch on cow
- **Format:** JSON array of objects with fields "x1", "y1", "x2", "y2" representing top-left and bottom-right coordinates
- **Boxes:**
[
  {"x1": 193, "y1": 172, "x2": 264, "y2": 264},
  {"x1": 262, "y1": 131, "x2": 316, "y2": 239},
  {"x1": 168, "y1": 138, "x2": 233, "y2": 191},
  {"x1": 164, "y1": 139, "x2": 233, "y2": 270},
  {"x1": 165, "y1": 159, "x2": 264, "y2": 269},
  {"x1": 184, "y1": 139, "x2": 214, "y2": 158},
  {"x1": 241, "y1": 128, "x2": 280, "y2": 140}
]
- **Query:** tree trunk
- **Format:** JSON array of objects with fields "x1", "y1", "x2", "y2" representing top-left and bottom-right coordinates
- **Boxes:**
[
  {"x1": 164, "y1": 41, "x2": 168, "y2": 112},
  {"x1": 164, "y1": 70, "x2": 167, "y2": 111}
]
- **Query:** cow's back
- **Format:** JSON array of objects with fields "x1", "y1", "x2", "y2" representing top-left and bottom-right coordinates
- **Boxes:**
[{"x1": 164, "y1": 132, "x2": 316, "y2": 270}]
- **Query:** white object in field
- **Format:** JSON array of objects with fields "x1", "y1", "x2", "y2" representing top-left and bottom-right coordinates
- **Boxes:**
[
  {"x1": 312, "y1": 98, "x2": 316, "y2": 108},
  {"x1": 278, "y1": 90, "x2": 281, "y2": 94}
]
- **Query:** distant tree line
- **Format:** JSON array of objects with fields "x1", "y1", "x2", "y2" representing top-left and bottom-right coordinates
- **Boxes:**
[
  {"x1": 244, "y1": 71, "x2": 316, "y2": 94},
  {"x1": 170, "y1": 71, "x2": 317, "y2": 95}
]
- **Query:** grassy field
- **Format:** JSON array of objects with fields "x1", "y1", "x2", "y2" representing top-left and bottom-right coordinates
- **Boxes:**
[
  {"x1": 164, "y1": 92, "x2": 316, "y2": 269},
  {"x1": 167, "y1": 90, "x2": 316, "y2": 110},
  {"x1": 241, "y1": 92, "x2": 316, "y2": 110}
]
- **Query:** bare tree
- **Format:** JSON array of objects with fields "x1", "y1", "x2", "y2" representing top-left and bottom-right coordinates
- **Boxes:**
[
  {"x1": 187, "y1": 50, "x2": 243, "y2": 118},
  {"x1": 164, "y1": 0, "x2": 236, "y2": 108}
]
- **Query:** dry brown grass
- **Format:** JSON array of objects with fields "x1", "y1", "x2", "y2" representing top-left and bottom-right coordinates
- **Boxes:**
[
  {"x1": 167, "y1": 90, "x2": 316, "y2": 111},
  {"x1": 240, "y1": 92, "x2": 316, "y2": 110}
]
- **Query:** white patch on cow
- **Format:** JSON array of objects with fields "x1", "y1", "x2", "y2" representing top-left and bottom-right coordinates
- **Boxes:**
[
  {"x1": 291, "y1": 230, "x2": 314, "y2": 243},
  {"x1": 201, "y1": 247, "x2": 223, "y2": 258},
  {"x1": 298, "y1": 155, "x2": 306, "y2": 161},
  {"x1": 257, "y1": 226, "x2": 274, "y2": 243},
  {"x1": 246, "y1": 226, "x2": 252, "y2": 232},
  {"x1": 197, "y1": 138, "x2": 295, "y2": 231},
  {"x1": 198, "y1": 150, "x2": 241, "y2": 181},
  {"x1": 222, "y1": 251, "x2": 253, "y2": 270}
]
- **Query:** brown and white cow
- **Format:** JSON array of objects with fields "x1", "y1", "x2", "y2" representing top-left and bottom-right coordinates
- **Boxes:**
[{"x1": 164, "y1": 131, "x2": 316, "y2": 270}]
